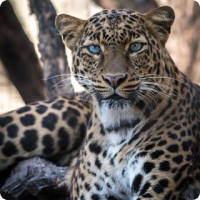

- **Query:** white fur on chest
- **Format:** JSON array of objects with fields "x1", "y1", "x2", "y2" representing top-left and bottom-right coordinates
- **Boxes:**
[
  {"x1": 96, "y1": 146, "x2": 151, "y2": 199},
  {"x1": 98, "y1": 102, "x2": 143, "y2": 146},
  {"x1": 92, "y1": 101, "x2": 150, "y2": 199},
  {"x1": 99, "y1": 102, "x2": 135, "y2": 129}
]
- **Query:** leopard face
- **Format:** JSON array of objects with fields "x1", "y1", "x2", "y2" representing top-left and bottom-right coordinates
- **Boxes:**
[
  {"x1": 56, "y1": 7, "x2": 177, "y2": 131},
  {"x1": 56, "y1": 6, "x2": 200, "y2": 200}
]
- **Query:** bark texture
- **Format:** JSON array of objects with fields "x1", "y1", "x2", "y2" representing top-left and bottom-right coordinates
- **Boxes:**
[
  {"x1": 29, "y1": 0, "x2": 73, "y2": 97},
  {"x1": 1, "y1": 157, "x2": 70, "y2": 200},
  {"x1": 0, "y1": 1, "x2": 46, "y2": 104}
]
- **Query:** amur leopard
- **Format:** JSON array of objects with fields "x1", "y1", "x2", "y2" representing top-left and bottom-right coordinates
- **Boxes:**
[{"x1": 0, "y1": 5, "x2": 200, "y2": 200}]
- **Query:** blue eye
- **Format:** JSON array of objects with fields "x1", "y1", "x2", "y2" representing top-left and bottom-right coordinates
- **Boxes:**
[
  {"x1": 130, "y1": 42, "x2": 143, "y2": 52},
  {"x1": 87, "y1": 45, "x2": 101, "y2": 54}
]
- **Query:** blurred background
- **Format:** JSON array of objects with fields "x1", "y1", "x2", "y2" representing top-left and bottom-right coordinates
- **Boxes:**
[{"x1": 0, "y1": 0, "x2": 200, "y2": 114}]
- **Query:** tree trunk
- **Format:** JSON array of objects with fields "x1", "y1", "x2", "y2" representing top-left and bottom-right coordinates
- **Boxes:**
[
  {"x1": 29, "y1": 0, "x2": 73, "y2": 97},
  {"x1": 0, "y1": 1, "x2": 46, "y2": 104}
]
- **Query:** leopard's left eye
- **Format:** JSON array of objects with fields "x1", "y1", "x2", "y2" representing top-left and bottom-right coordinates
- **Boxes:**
[
  {"x1": 87, "y1": 45, "x2": 101, "y2": 54},
  {"x1": 129, "y1": 42, "x2": 143, "y2": 53}
]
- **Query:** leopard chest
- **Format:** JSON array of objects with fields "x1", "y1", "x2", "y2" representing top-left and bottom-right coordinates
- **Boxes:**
[
  {"x1": 73, "y1": 114, "x2": 199, "y2": 200},
  {"x1": 76, "y1": 127, "x2": 154, "y2": 199},
  {"x1": 72, "y1": 96, "x2": 200, "y2": 199}
]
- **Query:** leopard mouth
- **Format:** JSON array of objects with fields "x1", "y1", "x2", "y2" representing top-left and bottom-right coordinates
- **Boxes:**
[
  {"x1": 104, "y1": 94, "x2": 127, "y2": 100},
  {"x1": 101, "y1": 93, "x2": 133, "y2": 109}
]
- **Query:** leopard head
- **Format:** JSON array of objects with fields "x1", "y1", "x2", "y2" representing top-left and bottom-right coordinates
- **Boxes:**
[{"x1": 56, "y1": 6, "x2": 175, "y2": 113}]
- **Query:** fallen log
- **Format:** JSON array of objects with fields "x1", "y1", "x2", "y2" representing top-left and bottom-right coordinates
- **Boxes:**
[{"x1": 1, "y1": 157, "x2": 70, "y2": 200}]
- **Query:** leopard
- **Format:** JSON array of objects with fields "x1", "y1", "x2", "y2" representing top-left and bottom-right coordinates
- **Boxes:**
[
  {"x1": 0, "y1": 5, "x2": 199, "y2": 200},
  {"x1": 54, "y1": 5, "x2": 200, "y2": 200},
  {"x1": 0, "y1": 92, "x2": 92, "y2": 187}
]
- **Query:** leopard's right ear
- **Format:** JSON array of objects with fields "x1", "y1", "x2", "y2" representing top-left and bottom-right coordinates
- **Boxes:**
[{"x1": 55, "y1": 14, "x2": 86, "y2": 50}]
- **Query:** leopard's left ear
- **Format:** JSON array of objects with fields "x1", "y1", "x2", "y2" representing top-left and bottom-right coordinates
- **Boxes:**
[
  {"x1": 55, "y1": 14, "x2": 86, "y2": 50},
  {"x1": 144, "y1": 6, "x2": 175, "y2": 46}
]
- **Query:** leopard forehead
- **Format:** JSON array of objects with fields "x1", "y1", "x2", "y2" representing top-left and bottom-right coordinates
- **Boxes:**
[
  {"x1": 82, "y1": 9, "x2": 145, "y2": 44},
  {"x1": 56, "y1": 6, "x2": 175, "y2": 51},
  {"x1": 87, "y1": 9, "x2": 140, "y2": 28}
]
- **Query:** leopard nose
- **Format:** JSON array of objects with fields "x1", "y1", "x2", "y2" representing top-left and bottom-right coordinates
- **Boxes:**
[{"x1": 103, "y1": 74, "x2": 127, "y2": 88}]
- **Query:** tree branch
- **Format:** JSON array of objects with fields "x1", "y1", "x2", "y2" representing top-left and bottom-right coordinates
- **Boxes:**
[
  {"x1": 0, "y1": 1, "x2": 46, "y2": 104},
  {"x1": 1, "y1": 157, "x2": 70, "y2": 200},
  {"x1": 29, "y1": 0, "x2": 73, "y2": 97}
]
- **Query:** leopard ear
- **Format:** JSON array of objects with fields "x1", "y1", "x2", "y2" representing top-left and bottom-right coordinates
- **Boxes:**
[
  {"x1": 55, "y1": 14, "x2": 86, "y2": 50},
  {"x1": 144, "y1": 6, "x2": 175, "y2": 46}
]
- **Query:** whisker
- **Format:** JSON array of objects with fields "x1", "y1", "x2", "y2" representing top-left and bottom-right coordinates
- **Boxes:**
[
  {"x1": 140, "y1": 86, "x2": 178, "y2": 103},
  {"x1": 139, "y1": 74, "x2": 189, "y2": 86},
  {"x1": 135, "y1": 91, "x2": 152, "y2": 108},
  {"x1": 77, "y1": 80, "x2": 92, "y2": 85},
  {"x1": 60, "y1": 83, "x2": 74, "y2": 90},
  {"x1": 43, "y1": 74, "x2": 72, "y2": 81},
  {"x1": 80, "y1": 91, "x2": 92, "y2": 102},
  {"x1": 143, "y1": 90, "x2": 158, "y2": 108},
  {"x1": 141, "y1": 82, "x2": 183, "y2": 99},
  {"x1": 43, "y1": 73, "x2": 91, "y2": 81},
  {"x1": 50, "y1": 79, "x2": 72, "y2": 89}
]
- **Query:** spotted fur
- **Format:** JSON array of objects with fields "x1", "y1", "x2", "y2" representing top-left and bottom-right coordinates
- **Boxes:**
[
  {"x1": 0, "y1": 92, "x2": 92, "y2": 187},
  {"x1": 55, "y1": 6, "x2": 200, "y2": 200}
]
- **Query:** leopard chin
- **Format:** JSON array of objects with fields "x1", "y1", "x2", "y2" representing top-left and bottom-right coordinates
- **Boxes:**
[{"x1": 100, "y1": 98, "x2": 132, "y2": 109}]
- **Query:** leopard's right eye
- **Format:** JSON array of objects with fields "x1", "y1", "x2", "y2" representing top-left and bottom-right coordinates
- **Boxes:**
[
  {"x1": 129, "y1": 42, "x2": 144, "y2": 53},
  {"x1": 86, "y1": 45, "x2": 101, "y2": 55}
]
